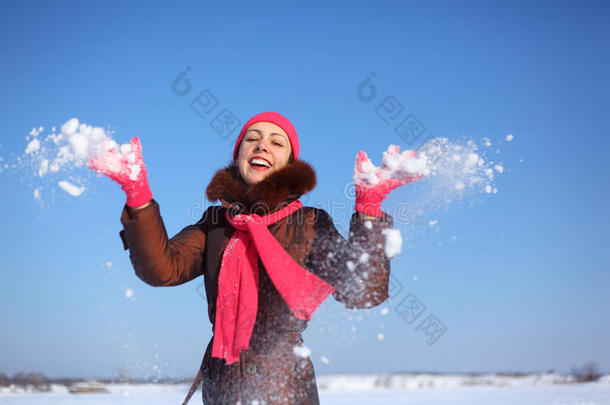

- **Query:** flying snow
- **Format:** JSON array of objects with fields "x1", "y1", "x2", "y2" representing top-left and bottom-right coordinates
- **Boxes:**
[
  {"x1": 58, "y1": 180, "x2": 85, "y2": 196},
  {"x1": 16, "y1": 118, "x2": 135, "y2": 200},
  {"x1": 293, "y1": 345, "x2": 312, "y2": 358},
  {"x1": 382, "y1": 229, "x2": 402, "y2": 258}
]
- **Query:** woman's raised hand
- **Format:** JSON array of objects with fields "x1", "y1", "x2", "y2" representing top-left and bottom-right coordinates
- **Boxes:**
[
  {"x1": 353, "y1": 145, "x2": 425, "y2": 217},
  {"x1": 88, "y1": 136, "x2": 153, "y2": 208}
]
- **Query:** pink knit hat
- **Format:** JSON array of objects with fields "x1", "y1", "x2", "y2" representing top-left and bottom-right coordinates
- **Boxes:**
[{"x1": 233, "y1": 112, "x2": 299, "y2": 161}]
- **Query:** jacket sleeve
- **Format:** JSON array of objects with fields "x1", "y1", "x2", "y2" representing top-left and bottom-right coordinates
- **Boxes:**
[
  {"x1": 305, "y1": 208, "x2": 394, "y2": 309},
  {"x1": 118, "y1": 199, "x2": 210, "y2": 287}
]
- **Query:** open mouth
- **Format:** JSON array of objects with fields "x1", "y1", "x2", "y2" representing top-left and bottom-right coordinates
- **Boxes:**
[{"x1": 249, "y1": 157, "x2": 272, "y2": 171}]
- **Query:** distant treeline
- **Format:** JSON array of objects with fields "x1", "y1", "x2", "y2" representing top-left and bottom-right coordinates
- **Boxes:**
[
  {"x1": 0, "y1": 373, "x2": 52, "y2": 391},
  {"x1": 0, "y1": 372, "x2": 193, "y2": 389},
  {"x1": 389, "y1": 362, "x2": 603, "y2": 383}
]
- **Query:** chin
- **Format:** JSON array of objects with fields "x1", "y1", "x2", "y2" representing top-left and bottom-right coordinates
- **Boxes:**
[
  {"x1": 240, "y1": 164, "x2": 275, "y2": 185},
  {"x1": 244, "y1": 172, "x2": 265, "y2": 185}
]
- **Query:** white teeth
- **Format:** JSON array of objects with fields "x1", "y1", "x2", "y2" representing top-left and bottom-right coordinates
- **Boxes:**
[{"x1": 251, "y1": 158, "x2": 271, "y2": 168}]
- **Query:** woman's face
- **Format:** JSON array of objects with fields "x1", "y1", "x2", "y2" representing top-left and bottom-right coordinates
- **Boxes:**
[{"x1": 236, "y1": 121, "x2": 292, "y2": 186}]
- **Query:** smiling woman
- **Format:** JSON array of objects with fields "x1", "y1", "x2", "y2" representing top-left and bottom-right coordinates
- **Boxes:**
[
  {"x1": 88, "y1": 111, "x2": 423, "y2": 405},
  {"x1": 235, "y1": 121, "x2": 294, "y2": 186}
]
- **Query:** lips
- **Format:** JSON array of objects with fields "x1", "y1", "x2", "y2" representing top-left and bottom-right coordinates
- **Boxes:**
[{"x1": 249, "y1": 156, "x2": 272, "y2": 171}]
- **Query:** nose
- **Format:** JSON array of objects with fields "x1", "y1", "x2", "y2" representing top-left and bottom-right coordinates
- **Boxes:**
[{"x1": 254, "y1": 138, "x2": 270, "y2": 153}]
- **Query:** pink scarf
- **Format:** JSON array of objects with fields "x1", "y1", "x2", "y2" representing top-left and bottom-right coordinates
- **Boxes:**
[{"x1": 211, "y1": 200, "x2": 335, "y2": 364}]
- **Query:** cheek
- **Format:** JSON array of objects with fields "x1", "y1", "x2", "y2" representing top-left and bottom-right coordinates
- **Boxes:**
[
  {"x1": 237, "y1": 145, "x2": 253, "y2": 165},
  {"x1": 278, "y1": 149, "x2": 291, "y2": 166},
  {"x1": 237, "y1": 151, "x2": 250, "y2": 172},
  {"x1": 238, "y1": 144, "x2": 250, "y2": 159}
]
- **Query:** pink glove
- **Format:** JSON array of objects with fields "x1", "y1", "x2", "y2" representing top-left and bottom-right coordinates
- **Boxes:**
[
  {"x1": 87, "y1": 136, "x2": 153, "y2": 208},
  {"x1": 354, "y1": 145, "x2": 424, "y2": 217}
]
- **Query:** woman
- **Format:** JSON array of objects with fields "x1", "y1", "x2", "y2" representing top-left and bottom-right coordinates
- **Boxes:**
[{"x1": 89, "y1": 112, "x2": 422, "y2": 404}]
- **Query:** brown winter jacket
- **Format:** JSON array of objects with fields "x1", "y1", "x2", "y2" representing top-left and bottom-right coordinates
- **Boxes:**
[{"x1": 118, "y1": 160, "x2": 393, "y2": 405}]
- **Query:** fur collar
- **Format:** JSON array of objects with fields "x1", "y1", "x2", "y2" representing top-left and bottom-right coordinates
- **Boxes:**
[{"x1": 206, "y1": 160, "x2": 316, "y2": 214}]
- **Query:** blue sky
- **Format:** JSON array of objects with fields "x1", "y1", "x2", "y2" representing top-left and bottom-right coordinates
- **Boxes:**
[{"x1": 0, "y1": 0, "x2": 609, "y2": 379}]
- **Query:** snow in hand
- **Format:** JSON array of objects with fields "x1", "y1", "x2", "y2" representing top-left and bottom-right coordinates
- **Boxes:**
[
  {"x1": 21, "y1": 118, "x2": 134, "y2": 200},
  {"x1": 356, "y1": 137, "x2": 506, "y2": 208},
  {"x1": 355, "y1": 137, "x2": 510, "y2": 257},
  {"x1": 353, "y1": 144, "x2": 429, "y2": 187}
]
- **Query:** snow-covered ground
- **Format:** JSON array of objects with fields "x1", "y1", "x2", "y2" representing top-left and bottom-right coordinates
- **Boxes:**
[
  {"x1": 1, "y1": 374, "x2": 609, "y2": 404},
  {"x1": 321, "y1": 384, "x2": 610, "y2": 405}
]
